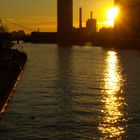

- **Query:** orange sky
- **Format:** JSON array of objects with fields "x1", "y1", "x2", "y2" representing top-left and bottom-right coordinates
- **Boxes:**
[{"x1": 0, "y1": 0, "x2": 114, "y2": 33}]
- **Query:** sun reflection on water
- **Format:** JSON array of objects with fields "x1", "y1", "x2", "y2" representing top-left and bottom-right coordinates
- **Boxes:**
[{"x1": 98, "y1": 51, "x2": 126, "y2": 139}]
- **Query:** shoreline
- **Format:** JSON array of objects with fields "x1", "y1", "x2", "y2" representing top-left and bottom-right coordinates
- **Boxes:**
[
  {"x1": 24, "y1": 37, "x2": 140, "y2": 49},
  {"x1": 0, "y1": 47, "x2": 27, "y2": 114}
]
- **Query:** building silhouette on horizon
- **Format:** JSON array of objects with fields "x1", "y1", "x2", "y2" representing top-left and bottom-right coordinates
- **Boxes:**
[
  {"x1": 28, "y1": 0, "x2": 97, "y2": 44},
  {"x1": 57, "y1": 0, "x2": 73, "y2": 38},
  {"x1": 115, "y1": 0, "x2": 140, "y2": 38},
  {"x1": 86, "y1": 11, "x2": 97, "y2": 37},
  {"x1": 73, "y1": 7, "x2": 97, "y2": 40}
]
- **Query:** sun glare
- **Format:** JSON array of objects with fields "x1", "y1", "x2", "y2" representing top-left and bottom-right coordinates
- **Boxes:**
[
  {"x1": 104, "y1": 7, "x2": 119, "y2": 26},
  {"x1": 106, "y1": 7, "x2": 119, "y2": 20}
]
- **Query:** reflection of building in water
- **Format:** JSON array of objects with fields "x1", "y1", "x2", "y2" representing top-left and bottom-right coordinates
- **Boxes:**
[
  {"x1": 115, "y1": 0, "x2": 140, "y2": 38},
  {"x1": 98, "y1": 51, "x2": 126, "y2": 139}
]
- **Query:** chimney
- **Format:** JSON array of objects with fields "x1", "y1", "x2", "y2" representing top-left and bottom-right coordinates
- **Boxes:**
[
  {"x1": 79, "y1": 7, "x2": 82, "y2": 29},
  {"x1": 91, "y1": 11, "x2": 93, "y2": 19}
]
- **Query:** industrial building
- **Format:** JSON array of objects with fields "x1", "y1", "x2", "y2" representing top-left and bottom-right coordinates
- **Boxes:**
[
  {"x1": 73, "y1": 7, "x2": 97, "y2": 40},
  {"x1": 28, "y1": 0, "x2": 97, "y2": 44},
  {"x1": 86, "y1": 12, "x2": 97, "y2": 37}
]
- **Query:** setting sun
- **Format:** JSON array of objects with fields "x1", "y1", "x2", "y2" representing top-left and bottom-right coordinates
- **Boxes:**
[
  {"x1": 106, "y1": 7, "x2": 119, "y2": 20},
  {"x1": 104, "y1": 7, "x2": 119, "y2": 26}
]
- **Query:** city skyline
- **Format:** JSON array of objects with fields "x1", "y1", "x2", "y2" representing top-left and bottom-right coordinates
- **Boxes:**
[{"x1": 0, "y1": 0, "x2": 113, "y2": 33}]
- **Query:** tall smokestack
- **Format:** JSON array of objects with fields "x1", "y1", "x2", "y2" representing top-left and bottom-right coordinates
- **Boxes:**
[
  {"x1": 91, "y1": 11, "x2": 93, "y2": 19},
  {"x1": 79, "y1": 7, "x2": 82, "y2": 29}
]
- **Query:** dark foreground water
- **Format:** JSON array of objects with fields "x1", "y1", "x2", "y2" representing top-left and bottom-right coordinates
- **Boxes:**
[{"x1": 0, "y1": 43, "x2": 140, "y2": 139}]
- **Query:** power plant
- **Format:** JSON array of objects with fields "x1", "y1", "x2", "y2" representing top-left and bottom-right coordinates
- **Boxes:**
[
  {"x1": 8, "y1": 0, "x2": 140, "y2": 47},
  {"x1": 28, "y1": 0, "x2": 97, "y2": 44},
  {"x1": 86, "y1": 11, "x2": 97, "y2": 36}
]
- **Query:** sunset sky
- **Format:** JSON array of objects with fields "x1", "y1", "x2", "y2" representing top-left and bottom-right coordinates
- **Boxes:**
[{"x1": 0, "y1": 0, "x2": 114, "y2": 33}]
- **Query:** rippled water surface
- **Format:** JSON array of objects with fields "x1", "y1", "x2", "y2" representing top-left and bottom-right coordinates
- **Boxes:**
[{"x1": 0, "y1": 43, "x2": 140, "y2": 139}]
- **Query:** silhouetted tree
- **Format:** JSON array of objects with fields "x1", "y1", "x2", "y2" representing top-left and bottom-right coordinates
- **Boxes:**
[
  {"x1": 11, "y1": 30, "x2": 25, "y2": 40},
  {"x1": 0, "y1": 20, "x2": 13, "y2": 48},
  {"x1": 0, "y1": 20, "x2": 8, "y2": 33}
]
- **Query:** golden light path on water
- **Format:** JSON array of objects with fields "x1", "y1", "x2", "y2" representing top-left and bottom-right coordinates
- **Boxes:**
[{"x1": 98, "y1": 51, "x2": 126, "y2": 139}]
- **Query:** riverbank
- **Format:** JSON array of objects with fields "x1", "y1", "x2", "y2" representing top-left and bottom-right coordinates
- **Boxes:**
[{"x1": 0, "y1": 47, "x2": 27, "y2": 113}]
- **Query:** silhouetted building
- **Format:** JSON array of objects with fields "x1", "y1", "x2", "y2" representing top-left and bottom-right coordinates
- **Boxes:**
[
  {"x1": 115, "y1": 0, "x2": 140, "y2": 38},
  {"x1": 29, "y1": 32, "x2": 57, "y2": 43},
  {"x1": 99, "y1": 27, "x2": 114, "y2": 39},
  {"x1": 86, "y1": 12, "x2": 97, "y2": 37},
  {"x1": 57, "y1": 0, "x2": 73, "y2": 37}
]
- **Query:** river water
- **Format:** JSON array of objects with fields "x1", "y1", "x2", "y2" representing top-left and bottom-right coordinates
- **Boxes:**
[{"x1": 0, "y1": 43, "x2": 140, "y2": 139}]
